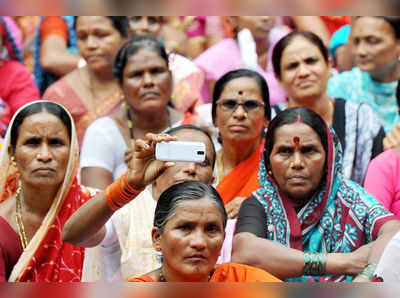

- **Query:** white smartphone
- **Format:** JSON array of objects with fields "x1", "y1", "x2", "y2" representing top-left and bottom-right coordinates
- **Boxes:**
[{"x1": 155, "y1": 141, "x2": 206, "y2": 163}]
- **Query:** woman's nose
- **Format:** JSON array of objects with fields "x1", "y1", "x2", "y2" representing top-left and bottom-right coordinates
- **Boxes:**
[
  {"x1": 182, "y1": 162, "x2": 197, "y2": 177},
  {"x1": 142, "y1": 71, "x2": 155, "y2": 86},
  {"x1": 232, "y1": 104, "x2": 247, "y2": 119},
  {"x1": 37, "y1": 144, "x2": 52, "y2": 161},
  {"x1": 355, "y1": 41, "x2": 368, "y2": 58},
  {"x1": 297, "y1": 63, "x2": 311, "y2": 77},
  {"x1": 190, "y1": 229, "x2": 207, "y2": 250},
  {"x1": 87, "y1": 35, "x2": 98, "y2": 49},
  {"x1": 291, "y1": 152, "x2": 304, "y2": 168}
]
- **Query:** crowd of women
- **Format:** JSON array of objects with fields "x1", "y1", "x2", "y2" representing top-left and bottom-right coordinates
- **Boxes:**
[{"x1": 0, "y1": 16, "x2": 400, "y2": 283}]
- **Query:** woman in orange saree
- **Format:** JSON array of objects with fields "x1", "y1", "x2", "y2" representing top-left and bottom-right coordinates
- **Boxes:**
[
  {"x1": 128, "y1": 181, "x2": 280, "y2": 283},
  {"x1": 211, "y1": 69, "x2": 270, "y2": 219}
]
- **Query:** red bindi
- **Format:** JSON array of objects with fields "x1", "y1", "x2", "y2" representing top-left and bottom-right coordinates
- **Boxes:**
[
  {"x1": 238, "y1": 90, "x2": 243, "y2": 95},
  {"x1": 293, "y1": 136, "x2": 300, "y2": 150}
]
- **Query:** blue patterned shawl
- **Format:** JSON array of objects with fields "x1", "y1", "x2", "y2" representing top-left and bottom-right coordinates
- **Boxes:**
[{"x1": 254, "y1": 126, "x2": 396, "y2": 282}]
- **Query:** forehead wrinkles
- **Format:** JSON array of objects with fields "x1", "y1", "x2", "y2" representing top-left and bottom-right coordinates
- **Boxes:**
[
  {"x1": 19, "y1": 115, "x2": 67, "y2": 138},
  {"x1": 274, "y1": 124, "x2": 320, "y2": 144}
]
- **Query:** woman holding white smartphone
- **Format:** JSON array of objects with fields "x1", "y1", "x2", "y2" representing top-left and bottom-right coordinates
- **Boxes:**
[{"x1": 64, "y1": 125, "x2": 217, "y2": 281}]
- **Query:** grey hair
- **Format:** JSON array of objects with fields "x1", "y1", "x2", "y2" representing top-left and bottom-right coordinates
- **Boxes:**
[{"x1": 153, "y1": 181, "x2": 227, "y2": 233}]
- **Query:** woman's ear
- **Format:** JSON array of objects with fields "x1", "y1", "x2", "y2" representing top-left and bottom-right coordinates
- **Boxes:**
[
  {"x1": 152, "y1": 227, "x2": 162, "y2": 252},
  {"x1": 263, "y1": 119, "x2": 269, "y2": 129}
]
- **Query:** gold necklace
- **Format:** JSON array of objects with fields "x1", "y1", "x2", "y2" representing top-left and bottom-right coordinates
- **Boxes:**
[{"x1": 15, "y1": 186, "x2": 28, "y2": 249}]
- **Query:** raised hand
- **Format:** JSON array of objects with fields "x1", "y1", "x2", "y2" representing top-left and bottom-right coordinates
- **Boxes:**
[{"x1": 126, "y1": 133, "x2": 177, "y2": 189}]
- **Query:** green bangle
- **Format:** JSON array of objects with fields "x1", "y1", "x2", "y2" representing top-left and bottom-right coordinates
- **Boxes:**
[
  {"x1": 304, "y1": 252, "x2": 327, "y2": 276},
  {"x1": 357, "y1": 264, "x2": 377, "y2": 280}
]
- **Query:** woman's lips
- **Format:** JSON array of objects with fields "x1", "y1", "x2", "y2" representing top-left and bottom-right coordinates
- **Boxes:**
[
  {"x1": 185, "y1": 254, "x2": 207, "y2": 261},
  {"x1": 287, "y1": 176, "x2": 308, "y2": 184},
  {"x1": 85, "y1": 55, "x2": 103, "y2": 62},
  {"x1": 33, "y1": 168, "x2": 55, "y2": 174},
  {"x1": 297, "y1": 80, "x2": 314, "y2": 88},
  {"x1": 228, "y1": 125, "x2": 248, "y2": 132},
  {"x1": 141, "y1": 91, "x2": 160, "y2": 100}
]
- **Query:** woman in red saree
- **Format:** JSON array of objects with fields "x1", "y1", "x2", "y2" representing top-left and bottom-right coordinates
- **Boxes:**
[{"x1": 0, "y1": 101, "x2": 97, "y2": 281}]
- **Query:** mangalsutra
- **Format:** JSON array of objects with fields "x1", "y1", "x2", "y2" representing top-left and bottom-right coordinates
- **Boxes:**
[
  {"x1": 123, "y1": 103, "x2": 171, "y2": 149},
  {"x1": 15, "y1": 186, "x2": 28, "y2": 249}
]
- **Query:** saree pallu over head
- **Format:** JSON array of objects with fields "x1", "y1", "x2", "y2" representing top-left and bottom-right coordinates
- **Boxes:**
[
  {"x1": 0, "y1": 101, "x2": 94, "y2": 282},
  {"x1": 254, "y1": 126, "x2": 396, "y2": 282}
]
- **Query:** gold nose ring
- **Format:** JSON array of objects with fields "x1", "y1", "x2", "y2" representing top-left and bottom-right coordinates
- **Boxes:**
[
  {"x1": 36, "y1": 154, "x2": 41, "y2": 159},
  {"x1": 290, "y1": 162, "x2": 294, "y2": 167}
]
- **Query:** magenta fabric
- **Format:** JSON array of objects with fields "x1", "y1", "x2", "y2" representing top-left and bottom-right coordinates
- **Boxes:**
[
  {"x1": 194, "y1": 38, "x2": 287, "y2": 105},
  {"x1": 364, "y1": 149, "x2": 400, "y2": 219},
  {"x1": 180, "y1": 16, "x2": 206, "y2": 38},
  {"x1": 2, "y1": 17, "x2": 22, "y2": 50},
  {"x1": 0, "y1": 216, "x2": 23, "y2": 281},
  {"x1": 0, "y1": 60, "x2": 40, "y2": 133}
]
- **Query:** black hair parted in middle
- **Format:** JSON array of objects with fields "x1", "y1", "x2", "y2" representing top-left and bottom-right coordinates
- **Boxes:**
[
  {"x1": 112, "y1": 35, "x2": 169, "y2": 84},
  {"x1": 153, "y1": 181, "x2": 227, "y2": 233}
]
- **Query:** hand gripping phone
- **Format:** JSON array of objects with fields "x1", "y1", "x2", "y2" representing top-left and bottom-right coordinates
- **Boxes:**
[{"x1": 155, "y1": 141, "x2": 206, "y2": 163}]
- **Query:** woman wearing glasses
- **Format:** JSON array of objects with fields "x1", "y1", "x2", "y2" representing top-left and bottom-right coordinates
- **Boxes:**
[{"x1": 211, "y1": 69, "x2": 270, "y2": 219}]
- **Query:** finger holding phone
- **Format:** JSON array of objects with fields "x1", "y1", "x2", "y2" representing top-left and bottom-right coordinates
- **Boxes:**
[{"x1": 127, "y1": 133, "x2": 178, "y2": 190}]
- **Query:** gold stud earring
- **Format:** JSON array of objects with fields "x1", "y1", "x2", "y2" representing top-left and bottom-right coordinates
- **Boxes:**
[
  {"x1": 290, "y1": 162, "x2": 294, "y2": 167},
  {"x1": 268, "y1": 170, "x2": 272, "y2": 176},
  {"x1": 10, "y1": 156, "x2": 16, "y2": 167}
]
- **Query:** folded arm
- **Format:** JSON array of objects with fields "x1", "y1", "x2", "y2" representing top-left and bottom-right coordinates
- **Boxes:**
[{"x1": 232, "y1": 232, "x2": 368, "y2": 280}]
